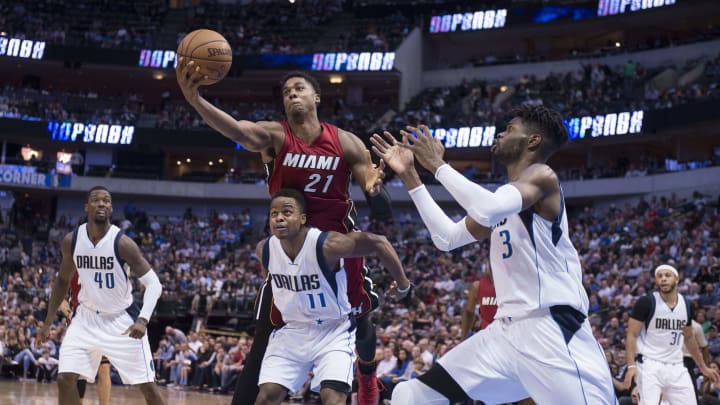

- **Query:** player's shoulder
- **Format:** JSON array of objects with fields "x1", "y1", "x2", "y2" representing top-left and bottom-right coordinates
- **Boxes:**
[{"x1": 523, "y1": 163, "x2": 559, "y2": 183}]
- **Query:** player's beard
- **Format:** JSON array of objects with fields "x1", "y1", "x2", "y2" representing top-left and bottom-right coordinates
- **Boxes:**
[{"x1": 660, "y1": 280, "x2": 677, "y2": 294}]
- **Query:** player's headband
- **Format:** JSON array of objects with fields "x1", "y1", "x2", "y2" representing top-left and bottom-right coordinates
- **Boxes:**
[{"x1": 654, "y1": 264, "x2": 678, "y2": 278}]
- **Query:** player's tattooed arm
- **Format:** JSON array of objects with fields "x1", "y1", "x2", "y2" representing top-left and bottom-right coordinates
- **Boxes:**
[{"x1": 323, "y1": 231, "x2": 409, "y2": 291}]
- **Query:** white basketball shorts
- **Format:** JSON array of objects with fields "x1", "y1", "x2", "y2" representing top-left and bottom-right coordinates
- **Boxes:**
[
  {"x1": 59, "y1": 304, "x2": 155, "y2": 384},
  {"x1": 258, "y1": 317, "x2": 356, "y2": 394}
]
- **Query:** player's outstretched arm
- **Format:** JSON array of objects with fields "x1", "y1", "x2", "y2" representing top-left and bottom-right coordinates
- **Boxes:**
[
  {"x1": 119, "y1": 236, "x2": 162, "y2": 339},
  {"x1": 323, "y1": 231, "x2": 409, "y2": 292},
  {"x1": 38, "y1": 233, "x2": 76, "y2": 343},
  {"x1": 176, "y1": 57, "x2": 280, "y2": 152},
  {"x1": 399, "y1": 125, "x2": 559, "y2": 227},
  {"x1": 371, "y1": 130, "x2": 489, "y2": 251}
]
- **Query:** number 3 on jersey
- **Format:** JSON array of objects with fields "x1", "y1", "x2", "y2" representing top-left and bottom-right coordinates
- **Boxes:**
[
  {"x1": 305, "y1": 174, "x2": 334, "y2": 193},
  {"x1": 499, "y1": 230, "x2": 513, "y2": 259},
  {"x1": 94, "y1": 272, "x2": 115, "y2": 289}
]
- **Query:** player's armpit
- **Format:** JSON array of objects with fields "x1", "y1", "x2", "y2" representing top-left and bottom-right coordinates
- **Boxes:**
[{"x1": 117, "y1": 235, "x2": 152, "y2": 277}]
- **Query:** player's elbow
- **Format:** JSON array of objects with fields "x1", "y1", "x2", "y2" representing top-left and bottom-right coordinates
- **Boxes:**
[
  {"x1": 466, "y1": 208, "x2": 497, "y2": 228},
  {"x1": 430, "y1": 235, "x2": 452, "y2": 252}
]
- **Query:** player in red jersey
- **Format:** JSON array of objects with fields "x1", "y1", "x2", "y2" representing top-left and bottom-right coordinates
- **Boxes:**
[
  {"x1": 177, "y1": 64, "x2": 411, "y2": 405},
  {"x1": 461, "y1": 271, "x2": 497, "y2": 338},
  {"x1": 68, "y1": 271, "x2": 112, "y2": 405}
]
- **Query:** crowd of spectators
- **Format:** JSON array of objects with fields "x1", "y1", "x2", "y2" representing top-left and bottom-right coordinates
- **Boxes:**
[
  {"x1": 1, "y1": 188, "x2": 719, "y2": 402},
  {"x1": 0, "y1": 0, "x2": 167, "y2": 49}
]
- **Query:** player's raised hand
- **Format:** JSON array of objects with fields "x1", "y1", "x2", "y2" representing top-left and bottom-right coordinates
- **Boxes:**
[
  {"x1": 362, "y1": 149, "x2": 385, "y2": 196},
  {"x1": 371, "y1": 131, "x2": 414, "y2": 176},
  {"x1": 123, "y1": 320, "x2": 148, "y2": 340},
  {"x1": 623, "y1": 366, "x2": 637, "y2": 390},
  {"x1": 176, "y1": 57, "x2": 207, "y2": 106},
  {"x1": 399, "y1": 125, "x2": 446, "y2": 173}
]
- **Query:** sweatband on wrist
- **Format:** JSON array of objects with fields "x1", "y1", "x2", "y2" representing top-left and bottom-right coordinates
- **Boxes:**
[
  {"x1": 138, "y1": 270, "x2": 162, "y2": 322},
  {"x1": 434, "y1": 164, "x2": 523, "y2": 227},
  {"x1": 408, "y1": 185, "x2": 476, "y2": 251}
]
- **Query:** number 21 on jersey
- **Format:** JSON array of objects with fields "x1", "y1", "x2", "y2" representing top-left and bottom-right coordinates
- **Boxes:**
[{"x1": 305, "y1": 174, "x2": 334, "y2": 193}]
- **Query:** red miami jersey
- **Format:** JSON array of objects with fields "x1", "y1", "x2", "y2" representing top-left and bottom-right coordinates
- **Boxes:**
[
  {"x1": 478, "y1": 276, "x2": 497, "y2": 329},
  {"x1": 267, "y1": 121, "x2": 355, "y2": 233}
]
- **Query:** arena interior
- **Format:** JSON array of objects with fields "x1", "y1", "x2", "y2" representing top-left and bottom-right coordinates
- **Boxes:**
[{"x1": 1, "y1": 0, "x2": 720, "y2": 404}]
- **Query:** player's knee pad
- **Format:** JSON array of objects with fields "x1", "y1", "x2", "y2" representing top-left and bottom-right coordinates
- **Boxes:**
[{"x1": 391, "y1": 380, "x2": 450, "y2": 405}]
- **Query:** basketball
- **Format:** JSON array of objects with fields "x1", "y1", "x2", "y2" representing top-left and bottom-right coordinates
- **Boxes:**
[{"x1": 177, "y1": 29, "x2": 232, "y2": 85}]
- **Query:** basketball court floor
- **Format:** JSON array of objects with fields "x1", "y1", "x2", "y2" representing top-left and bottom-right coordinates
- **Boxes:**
[{"x1": 0, "y1": 380, "x2": 312, "y2": 405}]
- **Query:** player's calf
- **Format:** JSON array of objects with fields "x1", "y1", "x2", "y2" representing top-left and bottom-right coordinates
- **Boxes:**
[
  {"x1": 137, "y1": 382, "x2": 166, "y2": 405},
  {"x1": 57, "y1": 372, "x2": 82, "y2": 405},
  {"x1": 256, "y1": 382, "x2": 289, "y2": 405}
]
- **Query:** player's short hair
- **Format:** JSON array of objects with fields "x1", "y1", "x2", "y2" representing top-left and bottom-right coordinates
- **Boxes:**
[
  {"x1": 280, "y1": 71, "x2": 321, "y2": 96},
  {"x1": 270, "y1": 188, "x2": 307, "y2": 214},
  {"x1": 86, "y1": 185, "x2": 110, "y2": 202},
  {"x1": 511, "y1": 105, "x2": 568, "y2": 155}
]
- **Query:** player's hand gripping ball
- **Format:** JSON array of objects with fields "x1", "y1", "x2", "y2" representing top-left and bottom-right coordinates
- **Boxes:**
[{"x1": 177, "y1": 29, "x2": 232, "y2": 85}]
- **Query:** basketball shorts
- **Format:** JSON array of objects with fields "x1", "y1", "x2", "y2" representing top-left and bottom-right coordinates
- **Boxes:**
[
  {"x1": 258, "y1": 317, "x2": 356, "y2": 394},
  {"x1": 59, "y1": 305, "x2": 155, "y2": 385},
  {"x1": 398, "y1": 306, "x2": 617, "y2": 404},
  {"x1": 637, "y1": 357, "x2": 695, "y2": 405}
]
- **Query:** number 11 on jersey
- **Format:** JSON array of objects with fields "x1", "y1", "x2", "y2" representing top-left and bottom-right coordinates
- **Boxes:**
[{"x1": 307, "y1": 292, "x2": 327, "y2": 309}]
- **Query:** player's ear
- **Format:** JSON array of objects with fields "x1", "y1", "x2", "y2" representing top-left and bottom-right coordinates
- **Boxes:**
[
  {"x1": 527, "y1": 133, "x2": 542, "y2": 150},
  {"x1": 300, "y1": 213, "x2": 307, "y2": 225},
  {"x1": 315, "y1": 93, "x2": 320, "y2": 106}
]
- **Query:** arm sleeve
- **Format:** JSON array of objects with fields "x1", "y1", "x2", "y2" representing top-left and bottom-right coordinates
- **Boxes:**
[
  {"x1": 629, "y1": 296, "x2": 652, "y2": 321},
  {"x1": 365, "y1": 186, "x2": 393, "y2": 222},
  {"x1": 408, "y1": 185, "x2": 476, "y2": 252},
  {"x1": 434, "y1": 164, "x2": 523, "y2": 227},
  {"x1": 138, "y1": 270, "x2": 162, "y2": 321}
]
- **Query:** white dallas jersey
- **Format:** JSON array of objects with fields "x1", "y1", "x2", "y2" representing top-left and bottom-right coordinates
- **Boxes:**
[
  {"x1": 72, "y1": 223, "x2": 133, "y2": 313},
  {"x1": 637, "y1": 292, "x2": 690, "y2": 363},
  {"x1": 490, "y1": 193, "x2": 588, "y2": 319},
  {"x1": 263, "y1": 227, "x2": 350, "y2": 324}
]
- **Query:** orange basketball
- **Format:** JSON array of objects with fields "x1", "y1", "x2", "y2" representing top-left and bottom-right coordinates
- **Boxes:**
[{"x1": 177, "y1": 29, "x2": 232, "y2": 85}]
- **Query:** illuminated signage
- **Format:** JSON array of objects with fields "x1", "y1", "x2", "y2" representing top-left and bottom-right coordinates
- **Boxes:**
[
  {"x1": 597, "y1": 0, "x2": 675, "y2": 16},
  {"x1": 310, "y1": 52, "x2": 395, "y2": 71},
  {"x1": 0, "y1": 164, "x2": 52, "y2": 187},
  {"x1": 0, "y1": 37, "x2": 45, "y2": 59},
  {"x1": 430, "y1": 126, "x2": 497, "y2": 149},
  {"x1": 48, "y1": 121, "x2": 135, "y2": 145},
  {"x1": 429, "y1": 9, "x2": 507, "y2": 33},
  {"x1": 138, "y1": 49, "x2": 177, "y2": 69},
  {"x1": 431, "y1": 110, "x2": 644, "y2": 148},
  {"x1": 564, "y1": 110, "x2": 644, "y2": 139}
]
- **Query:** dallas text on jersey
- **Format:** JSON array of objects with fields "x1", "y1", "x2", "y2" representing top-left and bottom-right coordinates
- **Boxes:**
[
  {"x1": 270, "y1": 273, "x2": 321, "y2": 292},
  {"x1": 75, "y1": 255, "x2": 115, "y2": 270}
]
